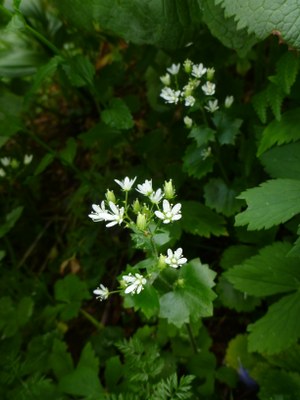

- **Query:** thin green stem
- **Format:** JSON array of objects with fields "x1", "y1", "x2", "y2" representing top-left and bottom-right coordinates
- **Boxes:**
[
  {"x1": 186, "y1": 323, "x2": 198, "y2": 354},
  {"x1": 24, "y1": 23, "x2": 60, "y2": 55},
  {"x1": 80, "y1": 309, "x2": 104, "y2": 330}
]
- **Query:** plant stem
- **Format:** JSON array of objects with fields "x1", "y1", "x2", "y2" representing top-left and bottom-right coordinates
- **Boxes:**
[
  {"x1": 80, "y1": 308, "x2": 104, "y2": 330},
  {"x1": 186, "y1": 323, "x2": 198, "y2": 354}
]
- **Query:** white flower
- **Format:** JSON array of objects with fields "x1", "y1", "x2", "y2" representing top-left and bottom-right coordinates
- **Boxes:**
[
  {"x1": 104, "y1": 201, "x2": 125, "y2": 227},
  {"x1": 165, "y1": 248, "x2": 187, "y2": 268},
  {"x1": 191, "y1": 63, "x2": 207, "y2": 78},
  {"x1": 167, "y1": 63, "x2": 180, "y2": 75},
  {"x1": 149, "y1": 188, "x2": 164, "y2": 204},
  {"x1": 184, "y1": 116, "x2": 193, "y2": 128},
  {"x1": 24, "y1": 154, "x2": 33, "y2": 165},
  {"x1": 225, "y1": 95, "x2": 234, "y2": 108},
  {"x1": 160, "y1": 73, "x2": 171, "y2": 86},
  {"x1": 136, "y1": 179, "x2": 153, "y2": 196},
  {"x1": 184, "y1": 95, "x2": 195, "y2": 107},
  {"x1": 0, "y1": 157, "x2": 10, "y2": 167},
  {"x1": 88, "y1": 201, "x2": 107, "y2": 222},
  {"x1": 202, "y1": 81, "x2": 216, "y2": 96},
  {"x1": 114, "y1": 176, "x2": 137, "y2": 191},
  {"x1": 204, "y1": 99, "x2": 219, "y2": 113},
  {"x1": 155, "y1": 199, "x2": 182, "y2": 224},
  {"x1": 160, "y1": 87, "x2": 181, "y2": 104},
  {"x1": 0, "y1": 168, "x2": 5, "y2": 177},
  {"x1": 93, "y1": 284, "x2": 109, "y2": 301},
  {"x1": 122, "y1": 273, "x2": 147, "y2": 295}
]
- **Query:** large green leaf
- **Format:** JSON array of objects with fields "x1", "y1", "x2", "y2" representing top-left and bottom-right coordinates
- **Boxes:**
[
  {"x1": 235, "y1": 179, "x2": 300, "y2": 230},
  {"x1": 102, "y1": 98, "x2": 134, "y2": 130},
  {"x1": 257, "y1": 109, "x2": 300, "y2": 156},
  {"x1": 215, "y1": 0, "x2": 300, "y2": 50},
  {"x1": 248, "y1": 290, "x2": 300, "y2": 354},
  {"x1": 225, "y1": 242, "x2": 300, "y2": 297},
  {"x1": 159, "y1": 259, "x2": 217, "y2": 327},
  {"x1": 52, "y1": 0, "x2": 202, "y2": 49}
]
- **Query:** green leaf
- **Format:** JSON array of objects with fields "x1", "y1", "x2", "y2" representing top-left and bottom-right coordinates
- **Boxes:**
[
  {"x1": 181, "y1": 201, "x2": 227, "y2": 238},
  {"x1": 235, "y1": 179, "x2": 300, "y2": 230},
  {"x1": 0, "y1": 91, "x2": 23, "y2": 145},
  {"x1": 212, "y1": 111, "x2": 242, "y2": 145},
  {"x1": 202, "y1": 0, "x2": 258, "y2": 57},
  {"x1": 248, "y1": 290, "x2": 300, "y2": 354},
  {"x1": 257, "y1": 109, "x2": 300, "y2": 156},
  {"x1": 215, "y1": 0, "x2": 300, "y2": 50},
  {"x1": 124, "y1": 285, "x2": 160, "y2": 319},
  {"x1": 220, "y1": 245, "x2": 258, "y2": 270},
  {"x1": 54, "y1": 275, "x2": 91, "y2": 320},
  {"x1": 53, "y1": 0, "x2": 202, "y2": 49},
  {"x1": 60, "y1": 138, "x2": 77, "y2": 165},
  {"x1": 258, "y1": 368, "x2": 300, "y2": 400},
  {"x1": 34, "y1": 153, "x2": 55, "y2": 175},
  {"x1": 102, "y1": 98, "x2": 134, "y2": 130},
  {"x1": 225, "y1": 242, "x2": 300, "y2": 297},
  {"x1": 225, "y1": 334, "x2": 257, "y2": 371},
  {"x1": 204, "y1": 178, "x2": 243, "y2": 217},
  {"x1": 260, "y1": 142, "x2": 300, "y2": 179},
  {"x1": 59, "y1": 342, "x2": 103, "y2": 396},
  {"x1": 49, "y1": 339, "x2": 74, "y2": 380},
  {"x1": 105, "y1": 356, "x2": 123, "y2": 391},
  {"x1": 182, "y1": 143, "x2": 214, "y2": 179},
  {"x1": 0, "y1": 296, "x2": 33, "y2": 338},
  {"x1": 159, "y1": 259, "x2": 217, "y2": 327},
  {"x1": 62, "y1": 54, "x2": 95, "y2": 87},
  {"x1": 0, "y1": 206, "x2": 23, "y2": 238},
  {"x1": 188, "y1": 125, "x2": 215, "y2": 147}
]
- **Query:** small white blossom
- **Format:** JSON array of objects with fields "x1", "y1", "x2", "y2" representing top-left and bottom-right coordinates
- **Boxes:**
[
  {"x1": 165, "y1": 248, "x2": 187, "y2": 268},
  {"x1": 205, "y1": 100, "x2": 219, "y2": 113},
  {"x1": 122, "y1": 273, "x2": 147, "y2": 295},
  {"x1": 104, "y1": 202, "x2": 125, "y2": 227},
  {"x1": 149, "y1": 188, "x2": 164, "y2": 204},
  {"x1": 184, "y1": 95, "x2": 196, "y2": 107},
  {"x1": 225, "y1": 95, "x2": 234, "y2": 108},
  {"x1": 136, "y1": 179, "x2": 153, "y2": 196},
  {"x1": 0, "y1": 168, "x2": 5, "y2": 177},
  {"x1": 88, "y1": 201, "x2": 107, "y2": 222},
  {"x1": 184, "y1": 116, "x2": 193, "y2": 128},
  {"x1": 114, "y1": 176, "x2": 137, "y2": 191},
  {"x1": 93, "y1": 284, "x2": 109, "y2": 301},
  {"x1": 191, "y1": 63, "x2": 207, "y2": 78},
  {"x1": 0, "y1": 157, "x2": 10, "y2": 167},
  {"x1": 202, "y1": 81, "x2": 216, "y2": 96},
  {"x1": 167, "y1": 63, "x2": 180, "y2": 75},
  {"x1": 160, "y1": 87, "x2": 181, "y2": 104},
  {"x1": 160, "y1": 73, "x2": 171, "y2": 86},
  {"x1": 155, "y1": 199, "x2": 182, "y2": 224},
  {"x1": 24, "y1": 154, "x2": 33, "y2": 165}
]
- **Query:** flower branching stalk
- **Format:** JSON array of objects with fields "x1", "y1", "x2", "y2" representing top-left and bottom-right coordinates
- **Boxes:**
[{"x1": 89, "y1": 177, "x2": 187, "y2": 300}]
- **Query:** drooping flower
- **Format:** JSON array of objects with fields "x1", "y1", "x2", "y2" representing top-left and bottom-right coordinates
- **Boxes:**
[
  {"x1": 93, "y1": 284, "x2": 109, "y2": 301},
  {"x1": 88, "y1": 201, "x2": 108, "y2": 222},
  {"x1": 183, "y1": 116, "x2": 193, "y2": 128},
  {"x1": 0, "y1": 157, "x2": 10, "y2": 167},
  {"x1": 122, "y1": 273, "x2": 147, "y2": 295},
  {"x1": 114, "y1": 176, "x2": 137, "y2": 191},
  {"x1": 24, "y1": 154, "x2": 33, "y2": 165},
  {"x1": 154, "y1": 199, "x2": 182, "y2": 224},
  {"x1": 167, "y1": 63, "x2": 180, "y2": 75},
  {"x1": 225, "y1": 95, "x2": 234, "y2": 108},
  {"x1": 184, "y1": 95, "x2": 196, "y2": 107},
  {"x1": 149, "y1": 188, "x2": 164, "y2": 204},
  {"x1": 183, "y1": 59, "x2": 193, "y2": 74},
  {"x1": 191, "y1": 63, "x2": 207, "y2": 78},
  {"x1": 160, "y1": 73, "x2": 171, "y2": 86},
  {"x1": 0, "y1": 168, "x2": 5, "y2": 177},
  {"x1": 206, "y1": 67, "x2": 215, "y2": 80},
  {"x1": 204, "y1": 99, "x2": 219, "y2": 113},
  {"x1": 202, "y1": 81, "x2": 216, "y2": 96},
  {"x1": 160, "y1": 87, "x2": 181, "y2": 104},
  {"x1": 165, "y1": 248, "x2": 187, "y2": 268},
  {"x1": 136, "y1": 179, "x2": 153, "y2": 196}
]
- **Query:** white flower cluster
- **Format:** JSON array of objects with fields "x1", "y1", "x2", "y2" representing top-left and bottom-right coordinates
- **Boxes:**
[
  {"x1": 159, "y1": 60, "x2": 234, "y2": 126},
  {"x1": 0, "y1": 154, "x2": 33, "y2": 178}
]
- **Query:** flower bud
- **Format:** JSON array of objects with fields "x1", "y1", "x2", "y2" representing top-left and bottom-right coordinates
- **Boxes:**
[
  {"x1": 158, "y1": 254, "x2": 167, "y2": 270},
  {"x1": 175, "y1": 278, "x2": 185, "y2": 288},
  {"x1": 225, "y1": 95, "x2": 234, "y2": 108},
  {"x1": 0, "y1": 168, "x2": 6, "y2": 177},
  {"x1": 206, "y1": 67, "x2": 215, "y2": 81},
  {"x1": 132, "y1": 198, "x2": 141, "y2": 214},
  {"x1": 105, "y1": 189, "x2": 116, "y2": 203},
  {"x1": 184, "y1": 116, "x2": 193, "y2": 129},
  {"x1": 136, "y1": 213, "x2": 147, "y2": 230},
  {"x1": 160, "y1": 73, "x2": 171, "y2": 86},
  {"x1": 10, "y1": 159, "x2": 19, "y2": 169},
  {"x1": 163, "y1": 179, "x2": 176, "y2": 200},
  {"x1": 183, "y1": 59, "x2": 193, "y2": 74}
]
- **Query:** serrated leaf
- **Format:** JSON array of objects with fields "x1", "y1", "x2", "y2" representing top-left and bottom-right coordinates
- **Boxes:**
[
  {"x1": 266, "y1": 83, "x2": 284, "y2": 121},
  {"x1": 124, "y1": 285, "x2": 159, "y2": 319},
  {"x1": 220, "y1": 245, "x2": 258, "y2": 270},
  {"x1": 273, "y1": 52, "x2": 299, "y2": 94},
  {"x1": 49, "y1": 339, "x2": 74, "y2": 380},
  {"x1": 258, "y1": 108, "x2": 300, "y2": 156},
  {"x1": 182, "y1": 143, "x2": 214, "y2": 179},
  {"x1": 102, "y1": 98, "x2": 134, "y2": 130},
  {"x1": 215, "y1": 0, "x2": 300, "y2": 50},
  {"x1": 53, "y1": 0, "x2": 202, "y2": 49},
  {"x1": 257, "y1": 368, "x2": 300, "y2": 399},
  {"x1": 212, "y1": 111, "x2": 242, "y2": 145},
  {"x1": 188, "y1": 125, "x2": 216, "y2": 147},
  {"x1": 225, "y1": 242, "x2": 300, "y2": 297},
  {"x1": 260, "y1": 142, "x2": 300, "y2": 179},
  {"x1": 62, "y1": 54, "x2": 95, "y2": 87},
  {"x1": 248, "y1": 290, "x2": 300, "y2": 354},
  {"x1": 204, "y1": 178, "x2": 243, "y2": 217},
  {"x1": 0, "y1": 296, "x2": 33, "y2": 338},
  {"x1": 159, "y1": 259, "x2": 217, "y2": 327},
  {"x1": 235, "y1": 179, "x2": 300, "y2": 230},
  {"x1": 181, "y1": 201, "x2": 227, "y2": 238},
  {"x1": 202, "y1": 0, "x2": 258, "y2": 57}
]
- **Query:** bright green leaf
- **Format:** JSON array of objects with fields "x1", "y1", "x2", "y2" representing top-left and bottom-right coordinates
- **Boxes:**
[
  {"x1": 235, "y1": 179, "x2": 300, "y2": 230},
  {"x1": 225, "y1": 242, "x2": 300, "y2": 297}
]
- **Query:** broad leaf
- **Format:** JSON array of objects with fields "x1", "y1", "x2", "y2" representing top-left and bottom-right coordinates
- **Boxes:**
[
  {"x1": 49, "y1": 339, "x2": 74, "y2": 380},
  {"x1": 215, "y1": 0, "x2": 300, "y2": 50},
  {"x1": 235, "y1": 179, "x2": 300, "y2": 230},
  {"x1": 102, "y1": 98, "x2": 134, "y2": 130},
  {"x1": 257, "y1": 368, "x2": 300, "y2": 399},
  {"x1": 188, "y1": 125, "x2": 216, "y2": 147},
  {"x1": 183, "y1": 143, "x2": 214, "y2": 179},
  {"x1": 212, "y1": 112, "x2": 242, "y2": 145},
  {"x1": 225, "y1": 242, "x2": 300, "y2": 297},
  {"x1": 248, "y1": 290, "x2": 300, "y2": 354},
  {"x1": 181, "y1": 201, "x2": 227, "y2": 237},
  {"x1": 257, "y1": 108, "x2": 300, "y2": 156}
]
